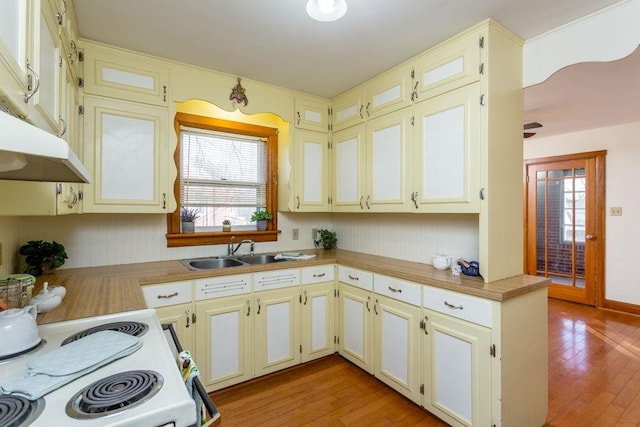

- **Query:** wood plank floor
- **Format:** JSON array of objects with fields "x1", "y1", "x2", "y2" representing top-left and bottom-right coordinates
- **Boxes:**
[{"x1": 210, "y1": 298, "x2": 640, "y2": 426}]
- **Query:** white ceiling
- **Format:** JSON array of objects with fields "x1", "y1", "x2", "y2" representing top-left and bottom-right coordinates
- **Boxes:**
[{"x1": 72, "y1": 0, "x2": 637, "y2": 139}]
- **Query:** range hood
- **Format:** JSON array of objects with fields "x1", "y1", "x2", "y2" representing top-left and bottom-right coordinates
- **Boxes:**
[{"x1": 0, "y1": 111, "x2": 90, "y2": 183}]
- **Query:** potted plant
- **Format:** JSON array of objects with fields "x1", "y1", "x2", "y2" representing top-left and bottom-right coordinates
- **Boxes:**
[
  {"x1": 250, "y1": 210, "x2": 273, "y2": 231},
  {"x1": 19, "y1": 240, "x2": 68, "y2": 276},
  {"x1": 315, "y1": 229, "x2": 337, "y2": 250},
  {"x1": 180, "y1": 207, "x2": 200, "y2": 233},
  {"x1": 222, "y1": 219, "x2": 231, "y2": 232}
]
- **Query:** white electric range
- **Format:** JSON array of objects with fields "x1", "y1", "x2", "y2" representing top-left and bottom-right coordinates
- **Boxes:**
[{"x1": 0, "y1": 309, "x2": 197, "y2": 427}]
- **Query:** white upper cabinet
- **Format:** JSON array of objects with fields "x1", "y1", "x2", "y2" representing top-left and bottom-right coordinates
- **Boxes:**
[
  {"x1": 411, "y1": 83, "x2": 481, "y2": 213},
  {"x1": 83, "y1": 46, "x2": 169, "y2": 107},
  {"x1": 331, "y1": 86, "x2": 364, "y2": 132},
  {"x1": 82, "y1": 95, "x2": 170, "y2": 213},
  {"x1": 332, "y1": 108, "x2": 411, "y2": 212},
  {"x1": 331, "y1": 64, "x2": 413, "y2": 132},
  {"x1": 293, "y1": 130, "x2": 331, "y2": 212},
  {"x1": 294, "y1": 96, "x2": 330, "y2": 132},
  {"x1": 413, "y1": 29, "x2": 481, "y2": 102},
  {"x1": 0, "y1": 0, "x2": 31, "y2": 116}
]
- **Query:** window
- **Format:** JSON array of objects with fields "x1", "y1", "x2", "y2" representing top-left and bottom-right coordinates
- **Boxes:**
[
  {"x1": 561, "y1": 169, "x2": 586, "y2": 243},
  {"x1": 167, "y1": 113, "x2": 278, "y2": 247}
]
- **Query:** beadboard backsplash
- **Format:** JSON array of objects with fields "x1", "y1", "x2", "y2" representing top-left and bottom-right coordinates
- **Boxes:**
[{"x1": 6, "y1": 212, "x2": 478, "y2": 271}]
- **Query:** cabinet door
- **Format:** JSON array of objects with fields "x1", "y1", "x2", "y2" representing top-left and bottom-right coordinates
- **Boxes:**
[
  {"x1": 364, "y1": 65, "x2": 412, "y2": 119},
  {"x1": 293, "y1": 130, "x2": 330, "y2": 212},
  {"x1": 82, "y1": 95, "x2": 170, "y2": 213},
  {"x1": 196, "y1": 295, "x2": 253, "y2": 391},
  {"x1": 30, "y1": 0, "x2": 63, "y2": 134},
  {"x1": 365, "y1": 108, "x2": 412, "y2": 212},
  {"x1": 0, "y1": 0, "x2": 31, "y2": 116},
  {"x1": 254, "y1": 288, "x2": 301, "y2": 377},
  {"x1": 332, "y1": 125, "x2": 365, "y2": 212},
  {"x1": 338, "y1": 283, "x2": 373, "y2": 373},
  {"x1": 83, "y1": 47, "x2": 169, "y2": 106},
  {"x1": 332, "y1": 86, "x2": 364, "y2": 132},
  {"x1": 301, "y1": 282, "x2": 335, "y2": 362},
  {"x1": 412, "y1": 83, "x2": 481, "y2": 213},
  {"x1": 413, "y1": 30, "x2": 481, "y2": 102},
  {"x1": 294, "y1": 96, "x2": 329, "y2": 132},
  {"x1": 156, "y1": 303, "x2": 195, "y2": 356},
  {"x1": 423, "y1": 309, "x2": 492, "y2": 427},
  {"x1": 373, "y1": 295, "x2": 422, "y2": 404}
]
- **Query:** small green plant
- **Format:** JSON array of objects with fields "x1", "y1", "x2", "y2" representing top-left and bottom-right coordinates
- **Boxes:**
[
  {"x1": 250, "y1": 210, "x2": 273, "y2": 222},
  {"x1": 222, "y1": 219, "x2": 231, "y2": 225},
  {"x1": 315, "y1": 229, "x2": 337, "y2": 250},
  {"x1": 19, "y1": 240, "x2": 68, "y2": 276},
  {"x1": 181, "y1": 207, "x2": 200, "y2": 222}
]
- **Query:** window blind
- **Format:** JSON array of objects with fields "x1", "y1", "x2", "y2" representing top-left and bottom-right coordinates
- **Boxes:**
[{"x1": 180, "y1": 127, "x2": 267, "y2": 208}]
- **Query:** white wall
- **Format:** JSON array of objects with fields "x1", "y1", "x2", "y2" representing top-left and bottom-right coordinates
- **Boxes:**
[{"x1": 524, "y1": 121, "x2": 640, "y2": 305}]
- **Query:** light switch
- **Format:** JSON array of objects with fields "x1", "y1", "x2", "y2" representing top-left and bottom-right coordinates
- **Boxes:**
[{"x1": 292, "y1": 228, "x2": 299, "y2": 240}]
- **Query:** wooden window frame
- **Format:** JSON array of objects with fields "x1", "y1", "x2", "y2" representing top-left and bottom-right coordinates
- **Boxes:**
[{"x1": 167, "y1": 112, "x2": 279, "y2": 247}]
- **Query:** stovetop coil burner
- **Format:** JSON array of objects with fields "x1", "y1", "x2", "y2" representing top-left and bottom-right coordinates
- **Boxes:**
[
  {"x1": 0, "y1": 395, "x2": 45, "y2": 427},
  {"x1": 66, "y1": 370, "x2": 163, "y2": 419},
  {"x1": 0, "y1": 340, "x2": 46, "y2": 363},
  {"x1": 61, "y1": 321, "x2": 149, "y2": 346}
]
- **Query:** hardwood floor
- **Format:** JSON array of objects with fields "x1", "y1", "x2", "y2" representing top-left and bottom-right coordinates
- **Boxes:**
[{"x1": 210, "y1": 298, "x2": 640, "y2": 426}]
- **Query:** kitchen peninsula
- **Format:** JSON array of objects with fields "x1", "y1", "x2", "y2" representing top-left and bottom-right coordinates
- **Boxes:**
[{"x1": 33, "y1": 249, "x2": 549, "y2": 427}]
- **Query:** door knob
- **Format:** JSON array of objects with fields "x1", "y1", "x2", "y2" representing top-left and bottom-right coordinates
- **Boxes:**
[{"x1": 585, "y1": 234, "x2": 596, "y2": 240}]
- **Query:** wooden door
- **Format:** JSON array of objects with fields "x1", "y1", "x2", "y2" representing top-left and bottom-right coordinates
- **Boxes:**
[{"x1": 524, "y1": 151, "x2": 605, "y2": 305}]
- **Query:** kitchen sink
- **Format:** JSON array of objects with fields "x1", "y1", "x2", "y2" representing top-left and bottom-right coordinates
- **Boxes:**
[
  {"x1": 180, "y1": 254, "x2": 287, "y2": 271},
  {"x1": 181, "y1": 257, "x2": 245, "y2": 271},
  {"x1": 235, "y1": 254, "x2": 286, "y2": 265}
]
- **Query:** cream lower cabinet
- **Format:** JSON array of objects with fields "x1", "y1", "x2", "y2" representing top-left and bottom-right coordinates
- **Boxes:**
[
  {"x1": 372, "y1": 274, "x2": 422, "y2": 404},
  {"x1": 301, "y1": 265, "x2": 336, "y2": 362},
  {"x1": 142, "y1": 280, "x2": 195, "y2": 354},
  {"x1": 193, "y1": 274, "x2": 253, "y2": 391},
  {"x1": 82, "y1": 95, "x2": 171, "y2": 213},
  {"x1": 254, "y1": 286, "x2": 301, "y2": 376},
  {"x1": 422, "y1": 309, "x2": 492, "y2": 427},
  {"x1": 337, "y1": 266, "x2": 374, "y2": 373}
]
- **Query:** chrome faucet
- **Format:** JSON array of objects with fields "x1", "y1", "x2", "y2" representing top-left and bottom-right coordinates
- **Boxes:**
[{"x1": 227, "y1": 236, "x2": 255, "y2": 256}]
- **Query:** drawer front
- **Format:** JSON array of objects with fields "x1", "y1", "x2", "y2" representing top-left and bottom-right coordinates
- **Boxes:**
[
  {"x1": 143, "y1": 281, "x2": 192, "y2": 308},
  {"x1": 195, "y1": 274, "x2": 252, "y2": 301},
  {"x1": 338, "y1": 266, "x2": 373, "y2": 291},
  {"x1": 301, "y1": 265, "x2": 335, "y2": 285},
  {"x1": 373, "y1": 274, "x2": 421, "y2": 306},
  {"x1": 254, "y1": 268, "x2": 300, "y2": 292},
  {"x1": 423, "y1": 286, "x2": 492, "y2": 327}
]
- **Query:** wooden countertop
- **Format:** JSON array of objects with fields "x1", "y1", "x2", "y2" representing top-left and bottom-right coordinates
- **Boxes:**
[{"x1": 34, "y1": 249, "x2": 549, "y2": 324}]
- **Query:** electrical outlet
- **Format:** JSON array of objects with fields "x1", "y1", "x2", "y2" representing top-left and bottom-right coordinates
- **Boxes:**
[
  {"x1": 292, "y1": 228, "x2": 299, "y2": 240},
  {"x1": 610, "y1": 207, "x2": 623, "y2": 216},
  {"x1": 312, "y1": 228, "x2": 318, "y2": 241}
]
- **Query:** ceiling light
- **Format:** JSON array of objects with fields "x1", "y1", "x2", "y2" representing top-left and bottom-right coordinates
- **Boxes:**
[{"x1": 306, "y1": 0, "x2": 347, "y2": 22}]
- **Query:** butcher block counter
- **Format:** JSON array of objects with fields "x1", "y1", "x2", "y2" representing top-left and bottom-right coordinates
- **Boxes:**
[{"x1": 34, "y1": 249, "x2": 549, "y2": 324}]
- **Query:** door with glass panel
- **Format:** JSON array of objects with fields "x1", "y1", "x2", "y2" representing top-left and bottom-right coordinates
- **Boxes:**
[{"x1": 524, "y1": 152, "x2": 605, "y2": 305}]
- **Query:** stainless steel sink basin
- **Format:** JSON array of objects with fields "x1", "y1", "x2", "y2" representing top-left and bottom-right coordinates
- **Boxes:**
[
  {"x1": 182, "y1": 257, "x2": 245, "y2": 271},
  {"x1": 180, "y1": 254, "x2": 287, "y2": 270},
  {"x1": 236, "y1": 254, "x2": 285, "y2": 265}
]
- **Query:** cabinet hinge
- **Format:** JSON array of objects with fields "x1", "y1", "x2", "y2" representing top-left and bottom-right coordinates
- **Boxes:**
[
  {"x1": 479, "y1": 36, "x2": 485, "y2": 48},
  {"x1": 420, "y1": 384, "x2": 424, "y2": 395},
  {"x1": 411, "y1": 69, "x2": 415, "y2": 79},
  {"x1": 419, "y1": 319, "x2": 425, "y2": 330},
  {"x1": 480, "y1": 94, "x2": 486, "y2": 106},
  {"x1": 328, "y1": 196, "x2": 332, "y2": 205},
  {"x1": 78, "y1": 190, "x2": 83, "y2": 201},
  {"x1": 77, "y1": 77, "x2": 84, "y2": 88},
  {"x1": 479, "y1": 63, "x2": 485, "y2": 75},
  {"x1": 55, "y1": 183, "x2": 62, "y2": 195},
  {"x1": 192, "y1": 312, "x2": 197, "y2": 324},
  {"x1": 299, "y1": 294, "x2": 303, "y2": 304},
  {"x1": 334, "y1": 336, "x2": 339, "y2": 345},
  {"x1": 78, "y1": 105, "x2": 84, "y2": 115},
  {"x1": 490, "y1": 344, "x2": 496, "y2": 357},
  {"x1": 59, "y1": 56, "x2": 63, "y2": 67},
  {"x1": 300, "y1": 344, "x2": 303, "y2": 354},
  {"x1": 410, "y1": 116, "x2": 415, "y2": 126},
  {"x1": 78, "y1": 51, "x2": 84, "y2": 62},
  {"x1": 328, "y1": 107, "x2": 332, "y2": 116}
]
